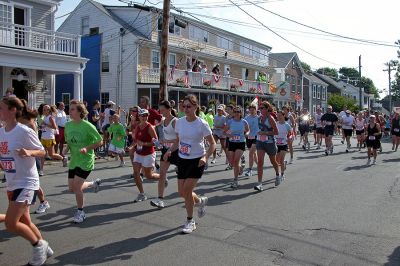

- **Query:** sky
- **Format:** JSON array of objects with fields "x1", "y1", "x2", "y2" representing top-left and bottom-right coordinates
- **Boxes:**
[{"x1": 56, "y1": 0, "x2": 400, "y2": 97}]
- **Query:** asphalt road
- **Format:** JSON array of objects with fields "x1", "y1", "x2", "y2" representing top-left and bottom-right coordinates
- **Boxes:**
[{"x1": 1, "y1": 136, "x2": 400, "y2": 266}]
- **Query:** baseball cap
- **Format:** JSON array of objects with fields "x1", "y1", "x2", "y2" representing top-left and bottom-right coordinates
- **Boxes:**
[
  {"x1": 345, "y1": 110, "x2": 351, "y2": 114},
  {"x1": 107, "y1": 101, "x2": 115, "y2": 105},
  {"x1": 217, "y1": 105, "x2": 224, "y2": 110},
  {"x1": 138, "y1": 108, "x2": 149, "y2": 116}
]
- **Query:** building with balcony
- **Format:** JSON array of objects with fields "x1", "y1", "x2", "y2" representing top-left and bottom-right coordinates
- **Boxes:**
[
  {"x1": 0, "y1": 0, "x2": 87, "y2": 107},
  {"x1": 268, "y1": 52, "x2": 304, "y2": 111},
  {"x1": 57, "y1": 0, "x2": 273, "y2": 112}
]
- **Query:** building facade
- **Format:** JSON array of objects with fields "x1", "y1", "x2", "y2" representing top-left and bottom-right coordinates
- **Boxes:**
[
  {"x1": 57, "y1": 0, "x2": 274, "y2": 112},
  {"x1": 303, "y1": 73, "x2": 328, "y2": 114},
  {"x1": 0, "y1": 0, "x2": 87, "y2": 107}
]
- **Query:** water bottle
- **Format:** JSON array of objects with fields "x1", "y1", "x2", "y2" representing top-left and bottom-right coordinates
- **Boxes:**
[{"x1": 152, "y1": 139, "x2": 163, "y2": 150}]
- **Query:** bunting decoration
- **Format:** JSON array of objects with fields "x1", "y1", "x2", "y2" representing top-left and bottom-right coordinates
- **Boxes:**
[
  {"x1": 213, "y1": 74, "x2": 221, "y2": 83},
  {"x1": 239, "y1": 79, "x2": 244, "y2": 86}
]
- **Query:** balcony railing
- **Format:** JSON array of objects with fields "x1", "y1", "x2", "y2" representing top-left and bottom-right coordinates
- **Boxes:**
[
  {"x1": 138, "y1": 67, "x2": 270, "y2": 95},
  {"x1": 0, "y1": 22, "x2": 80, "y2": 56}
]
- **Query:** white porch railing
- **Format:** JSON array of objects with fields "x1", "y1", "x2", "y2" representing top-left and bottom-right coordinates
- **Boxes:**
[
  {"x1": 0, "y1": 22, "x2": 80, "y2": 56},
  {"x1": 138, "y1": 67, "x2": 270, "y2": 94}
]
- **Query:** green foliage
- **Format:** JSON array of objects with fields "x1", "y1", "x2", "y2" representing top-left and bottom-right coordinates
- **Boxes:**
[
  {"x1": 317, "y1": 67, "x2": 339, "y2": 80},
  {"x1": 339, "y1": 67, "x2": 359, "y2": 85},
  {"x1": 301, "y1": 61, "x2": 312, "y2": 74},
  {"x1": 327, "y1": 94, "x2": 359, "y2": 113}
]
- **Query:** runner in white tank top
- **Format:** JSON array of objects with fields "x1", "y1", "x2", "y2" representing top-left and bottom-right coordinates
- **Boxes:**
[{"x1": 355, "y1": 112, "x2": 366, "y2": 151}]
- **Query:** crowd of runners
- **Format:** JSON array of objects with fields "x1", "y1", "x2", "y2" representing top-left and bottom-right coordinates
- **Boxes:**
[{"x1": 0, "y1": 92, "x2": 399, "y2": 265}]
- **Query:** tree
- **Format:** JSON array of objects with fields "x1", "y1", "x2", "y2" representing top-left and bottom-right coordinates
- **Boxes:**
[
  {"x1": 360, "y1": 77, "x2": 379, "y2": 98},
  {"x1": 317, "y1": 67, "x2": 338, "y2": 80},
  {"x1": 301, "y1": 61, "x2": 312, "y2": 74},
  {"x1": 328, "y1": 94, "x2": 359, "y2": 113},
  {"x1": 391, "y1": 40, "x2": 400, "y2": 100},
  {"x1": 339, "y1": 67, "x2": 359, "y2": 86}
]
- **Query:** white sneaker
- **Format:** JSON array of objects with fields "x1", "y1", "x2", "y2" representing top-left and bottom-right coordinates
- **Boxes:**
[
  {"x1": 230, "y1": 180, "x2": 239, "y2": 189},
  {"x1": 245, "y1": 169, "x2": 253, "y2": 177},
  {"x1": 119, "y1": 161, "x2": 125, "y2": 167},
  {"x1": 35, "y1": 201, "x2": 50, "y2": 214},
  {"x1": 372, "y1": 159, "x2": 376, "y2": 165},
  {"x1": 367, "y1": 158, "x2": 371, "y2": 165},
  {"x1": 254, "y1": 183, "x2": 263, "y2": 192},
  {"x1": 73, "y1": 210, "x2": 86, "y2": 223},
  {"x1": 134, "y1": 193, "x2": 148, "y2": 203},
  {"x1": 211, "y1": 159, "x2": 216, "y2": 164},
  {"x1": 92, "y1": 178, "x2": 101, "y2": 193},
  {"x1": 182, "y1": 219, "x2": 196, "y2": 234},
  {"x1": 29, "y1": 240, "x2": 49, "y2": 266},
  {"x1": 150, "y1": 198, "x2": 165, "y2": 209},
  {"x1": 197, "y1": 196, "x2": 208, "y2": 218},
  {"x1": 38, "y1": 170, "x2": 44, "y2": 176},
  {"x1": 62, "y1": 157, "x2": 68, "y2": 167}
]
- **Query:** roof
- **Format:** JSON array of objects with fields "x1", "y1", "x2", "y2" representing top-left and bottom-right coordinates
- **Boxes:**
[
  {"x1": 303, "y1": 73, "x2": 328, "y2": 86},
  {"x1": 313, "y1": 72, "x2": 342, "y2": 90},
  {"x1": 269, "y1": 52, "x2": 296, "y2": 68}
]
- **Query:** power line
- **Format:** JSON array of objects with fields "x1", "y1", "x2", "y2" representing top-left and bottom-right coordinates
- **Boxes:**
[
  {"x1": 243, "y1": 0, "x2": 399, "y2": 48},
  {"x1": 226, "y1": 0, "x2": 341, "y2": 66}
]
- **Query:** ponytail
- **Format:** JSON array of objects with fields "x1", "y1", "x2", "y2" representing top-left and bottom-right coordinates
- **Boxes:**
[{"x1": 21, "y1": 99, "x2": 38, "y2": 119}]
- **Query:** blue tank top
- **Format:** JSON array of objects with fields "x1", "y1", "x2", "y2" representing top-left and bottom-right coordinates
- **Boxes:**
[
  {"x1": 257, "y1": 115, "x2": 275, "y2": 143},
  {"x1": 227, "y1": 119, "x2": 248, "y2": 143},
  {"x1": 244, "y1": 114, "x2": 259, "y2": 138}
]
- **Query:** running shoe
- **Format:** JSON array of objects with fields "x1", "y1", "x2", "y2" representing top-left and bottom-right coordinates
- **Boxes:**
[
  {"x1": 150, "y1": 198, "x2": 165, "y2": 209},
  {"x1": 197, "y1": 196, "x2": 208, "y2": 218},
  {"x1": 39, "y1": 170, "x2": 44, "y2": 176},
  {"x1": 316, "y1": 145, "x2": 321, "y2": 150},
  {"x1": 275, "y1": 175, "x2": 281, "y2": 186},
  {"x1": 302, "y1": 144, "x2": 306, "y2": 150},
  {"x1": 119, "y1": 161, "x2": 125, "y2": 167},
  {"x1": 92, "y1": 178, "x2": 102, "y2": 193},
  {"x1": 245, "y1": 169, "x2": 253, "y2": 177},
  {"x1": 1, "y1": 176, "x2": 6, "y2": 183},
  {"x1": 182, "y1": 219, "x2": 196, "y2": 234},
  {"x1": 28, "y1": 239, "x2": 49, "y2": 266},
  {"x1": 225, "y1": 164, "x2": 232, "y2": 171},
  {"x1": 281, "y1": 174, "x2": 286, "y2": 181},
  {"x1": 314, "y1": 142, "x2": 317, "y2": 145},
  {"x1": 254, "y1": 183, "x2": 263, "y2": 192},
  {"x1": 134, "y1": 193, "x2": 148, "y2": 203},
  {"x1": 307, "y1": 142, "x2": 311, "y2": 150},
  {"x1": 372, "y1": 159, "x2": 376, "y2": 165},
  {"x1": 73, "y1": 210, "x2": 86, "y2": 223},
  {"x1": 211, "y1": 159, "x2": 217, "y2": 164},
  {"x1": 62, "y1": 157, "x2": 68, "y2": 167},
  {"x1": 379, "y1": 146, "x2": 383, "y2": 153},
  {"x1": 367, "y1": 158, "x2": 371, "y2": 165},
  {"x1": 341, "y1": 140, "x2": 344, "y2": 144},
  {"x1": 35, "y1": 201, "x2": 50, "y2": 214},
  {"x1": 392, "y1": 144, "x2": 395, "y2": 151},
  {"x1": 47, "y1": 246, "x2": 54, "y2": 258},
  {"x1": 325, "y1": 150, "x2": 329, "y2": 156},
  {"x1": 346, "y1": 149, "x2": 349, "y2": 153},
  {"x1": 230, "y1": 180, "x2": 239, "y2": 189},
  {"x1": 330, "y1": 147, "x2": 333, "y2": 154},
  {"x1": 217, "y1": 152, "x2": 222, "y2": 157}
]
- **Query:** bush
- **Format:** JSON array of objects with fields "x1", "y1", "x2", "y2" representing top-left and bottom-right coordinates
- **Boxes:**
[{"x1": 328, "y1": 94, "x2": 359, "y2": 113}]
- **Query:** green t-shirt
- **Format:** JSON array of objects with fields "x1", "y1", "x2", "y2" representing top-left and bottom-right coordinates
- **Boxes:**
[
  {"x1": 107, "y1": 123, "x2": 126, "y2": 148},
  {"x1": 205, "y1": 114, "x2": 214, "y2": 128},
  {"x1": 178, "y1": 111, "x2": 185, "y2": 118},
  {"x1": 199, "y1": 112, "x2": 206, "y2": 120},
  {"x1": 65, "y1": 120, "x2": 102, "y2": 171}
]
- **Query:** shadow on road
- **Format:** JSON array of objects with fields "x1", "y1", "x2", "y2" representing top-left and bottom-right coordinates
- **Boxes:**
[
  {"x1": 50, "y1": 227, "x2": 180, "y2": 265},
  {"x1": 343, "y1": 164, "x2": 371, "y2": 171},
  {"x1": 384, "y1": 246, "x2": 400, "y2": 265}
]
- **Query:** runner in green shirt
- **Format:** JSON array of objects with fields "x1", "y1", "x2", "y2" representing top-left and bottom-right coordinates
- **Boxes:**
[
  {"x1": 107, "y1": 114, "x2": 127, "y2": 166},
  {"x1": 64, "y1": 100, "x2": 103, "y2": 224},
  {"x1": 205, "y1": 109, "x2": 214, "y2": 128}
]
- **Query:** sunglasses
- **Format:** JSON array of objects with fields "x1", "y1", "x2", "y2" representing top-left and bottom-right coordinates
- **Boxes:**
[
  {"x1": 182, "y1": 105, "x2": 193, "y2": 109},
  {"x1": 139, "y1": 114, "x2": 148, "y2": 117}
]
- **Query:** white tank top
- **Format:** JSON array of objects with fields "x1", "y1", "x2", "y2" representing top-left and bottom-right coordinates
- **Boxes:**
[
  {"x1": 314, "y1": 113, "x2": 323, "y2": 128},
  {"x1": 41, "y1": 115, "x2": 55, "y2": 140},
  {"x1": 162, "y1": 117, "x2": 177, "y2": 142},
  {"x1": 355, "y1": 118, "x2": 365, "y2": 131},
  {"x1": 275, "y1": 122, "x2": 291, "y2": 145}
]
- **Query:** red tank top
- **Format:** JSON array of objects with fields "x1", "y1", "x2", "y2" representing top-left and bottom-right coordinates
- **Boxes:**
[{"x1": 134, "y1": 123, "x2": 154, "y2": 155}]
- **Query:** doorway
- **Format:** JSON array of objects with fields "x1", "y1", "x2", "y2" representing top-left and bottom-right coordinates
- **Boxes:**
[
  {"x1": 12, "y1": 79, "x2": 28, "y2": 100},
  {"x1": 14, "y1": 7, "x2": 26, "y2": 46}
]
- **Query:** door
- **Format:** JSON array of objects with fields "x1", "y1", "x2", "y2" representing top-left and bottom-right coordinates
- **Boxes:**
[
  {"x1": 14, "y1": 7, "x2": 25, "y2": 46},
  {"x1": 12, "y1": 79, "x2": 28, "y2": 100}
]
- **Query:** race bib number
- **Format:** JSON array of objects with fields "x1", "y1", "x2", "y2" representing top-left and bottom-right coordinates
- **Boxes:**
[
  {"x1": 276, "y1": 138, "x2": 284, "y2": 145},
  {"x1": 369, "y1": 136, "x2": 376, "y2": 140},
  {"x1": 136, "y1": 145, "x2": 143, "y2": 151},
  {"x1": 179, "y1": 142, "x2": 192, "y2": 156},
  {"x1": 258, "y1": 135, "x2": 268, "y2": 142},
  {"x1": 248, "y1": 135, "x2": 255, "y2": 140},
  {"x1": 1, "y1": 158, "x2": 16, "y2": 173},
  {"x1": 395, "y1": 128, "x2": 400, "y2": 132},
  {"x1": 226, "y1": 130, "x2": 232, "y2": 135},
  {"x1": 325, "y1": 122, "x2": 332, "y2": 126},
  {"x1": 231, "y1": 135, "x2": 241, "y2": 141}
]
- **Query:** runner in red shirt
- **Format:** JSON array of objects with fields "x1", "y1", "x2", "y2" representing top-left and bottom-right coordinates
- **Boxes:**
[{"x1": 139, "y1": 96, "x2": 162, "y2": 126}]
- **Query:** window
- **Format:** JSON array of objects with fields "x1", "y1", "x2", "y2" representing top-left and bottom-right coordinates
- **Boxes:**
[
  {"x1": 256, "y1": 48, "x2": 268, "y2": 60},
  {"x1": 317, "y1": 85, "x2": 321, "y2": 99},
  {"x1": 189, "y1": 26, "x2": 208, "y2": 43},
  {"x1": 0, "y1": 3, "x2": 12, "y2": 23},
  {"x1": 313, "y1": 105, "x2": 316, "y2": 114},
  {"x1": 102, "y1": 51, "x2": 109, "y2": 72},
  {"x1": 217, "y1": 36, "x2": 233, "y2": 51},
  {"x1": 322, "y1": 87, "x2": 326, "y2": 100},
  {"x1": 240, "y1": 42, "x2": 252, "y2": 56},
  {"x1": 255, "y1": 71, "x2": 259, "y2": 81},
  {"x1": 151, "y1": 50, "x2": 160, "y2": 69},
  {"x1": 100, "y1": 92, "x2": 110, "y2": 112},
  {"x1": 168, "y1": 53, "x2": 176, "y2": 68},
  {"x1": 169, "y1": 21, "x2": 181, "y2": 35},
  {"x1": 312, "y1": 85, "x2": 316, "y2": 98},
  {"x1": 81, "y1": 17, "x2": 89, "y2": 35},
  {"x1": 61, "y1": 93, "x2": 70, "y2": 111}
]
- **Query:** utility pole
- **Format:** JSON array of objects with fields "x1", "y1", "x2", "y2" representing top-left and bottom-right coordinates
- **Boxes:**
[
  {"x1": 159, "y1": 0, "x2": 170, "y2": 103},
  {"x1": 383, "y1": 61, "x2": 397, "y2": 113},
  {"x1": 358, "y1": 55, "x2": 362, "y2": 110}
]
